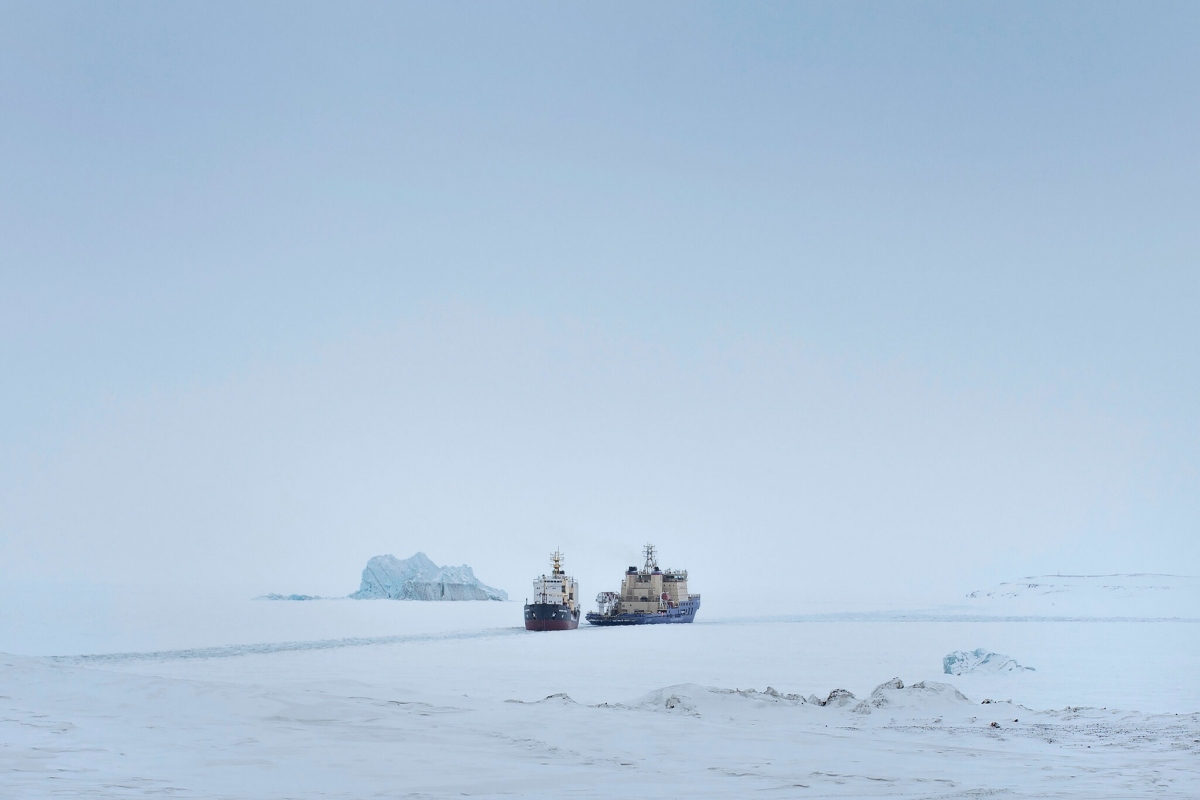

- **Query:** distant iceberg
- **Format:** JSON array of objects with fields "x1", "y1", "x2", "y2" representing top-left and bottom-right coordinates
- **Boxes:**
[
  {"x1": 350, "y1": 552, "x2": 508, "y2": 601},
  {"x1": 255, "y1": 593, "x2": 326, "y2": 601},
  {"x1": 943, "y1": 648, "x2": 1034, "y2": 675}
]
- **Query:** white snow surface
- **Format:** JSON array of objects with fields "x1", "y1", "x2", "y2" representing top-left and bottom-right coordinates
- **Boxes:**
[
  {"x1": 349, "y1": 551, "x2": 508, "y2": 601},
  {"x1": 3, "y1": 597, "x2": 1199, "y2": 798}
]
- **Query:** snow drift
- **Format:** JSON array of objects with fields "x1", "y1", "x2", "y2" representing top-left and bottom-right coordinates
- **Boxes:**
[
  {"x1": 350, "y1": 552, "x2": 508, "y2": 601},
  {"x1": 851, "y1": 677, "x2": 972, "y2": 714}
]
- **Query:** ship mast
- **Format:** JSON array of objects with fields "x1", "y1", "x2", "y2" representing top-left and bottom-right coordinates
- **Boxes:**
[
  {"x1": 643, "y1": 543, "x2": 658, "y2": 571},
  {"x1": 551, "y1": 549, "x2": 564, "y2": 576}
]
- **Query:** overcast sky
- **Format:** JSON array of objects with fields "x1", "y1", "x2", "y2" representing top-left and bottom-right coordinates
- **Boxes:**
[{"x1": 2, "y1": 3, "x2": 1196, "y2": 608}]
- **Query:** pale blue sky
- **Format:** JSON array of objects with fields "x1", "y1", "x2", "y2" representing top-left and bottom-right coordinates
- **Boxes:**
[{"x1": 1, "y1": 3, "x2": 1196, "y2": 600}]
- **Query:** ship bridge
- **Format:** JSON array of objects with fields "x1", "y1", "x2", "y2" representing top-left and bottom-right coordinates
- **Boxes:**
[{"x1": 617, "y1": 544, "x2": 690, "y2": 613}]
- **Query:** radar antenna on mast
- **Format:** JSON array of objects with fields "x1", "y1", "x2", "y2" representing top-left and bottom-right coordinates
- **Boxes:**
[
  {"x1": 643, "y1": 543, "x2": 658, "y2": 571},
  {"x1": 551, "y1": 549, "x2": 564, "y2": 575}
]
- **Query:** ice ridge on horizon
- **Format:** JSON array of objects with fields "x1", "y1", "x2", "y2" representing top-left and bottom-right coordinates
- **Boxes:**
[{"x1": 962, "y1": 573, "x2": 1200, "y2": 618}]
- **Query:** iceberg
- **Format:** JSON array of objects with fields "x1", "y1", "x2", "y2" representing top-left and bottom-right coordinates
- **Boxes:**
[
  {"x1": 349, "y1": 552, "x2": 508, "y2": 601},
  {"x1": 943, "y1": 648, "x2": 1034, "y2": 675}
]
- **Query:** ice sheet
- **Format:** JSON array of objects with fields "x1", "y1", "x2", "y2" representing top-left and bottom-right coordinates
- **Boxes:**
[{"x1": 4, "y1": 599, "x2": 1198, "y2": 798}]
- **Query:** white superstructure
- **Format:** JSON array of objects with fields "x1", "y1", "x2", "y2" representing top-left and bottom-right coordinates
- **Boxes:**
[{"x1": 531, "y1": 550, "x2": 578, "y2": 612}]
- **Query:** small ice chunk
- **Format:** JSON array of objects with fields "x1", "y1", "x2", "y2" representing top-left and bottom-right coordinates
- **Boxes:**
[{"x1": 943, "y1": 648, "x2": 1034, "y2": 675}]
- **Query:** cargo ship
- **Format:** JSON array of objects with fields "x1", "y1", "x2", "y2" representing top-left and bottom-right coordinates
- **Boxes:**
[
  {"x1": 523, "y1": 550, "x2": 580, "y2": 631},
  {"x1": 586, "y1": 544, "x2": 700, "y2": 626}
]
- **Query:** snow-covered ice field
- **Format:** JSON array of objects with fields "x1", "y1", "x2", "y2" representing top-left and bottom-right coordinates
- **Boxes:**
[{"x1": 3, "y1": 593, "x2": 1199, "y2": 798}]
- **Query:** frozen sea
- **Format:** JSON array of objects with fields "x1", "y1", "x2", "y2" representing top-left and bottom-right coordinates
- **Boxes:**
[{"x1": 3, "y1": 588, "x2": 1198, "y2": 798}]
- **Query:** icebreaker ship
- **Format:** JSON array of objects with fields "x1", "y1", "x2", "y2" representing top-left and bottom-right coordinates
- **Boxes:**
[{"x1": 586, "y1": 544, "x2": 700, "y2": 626}]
